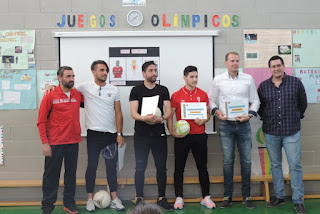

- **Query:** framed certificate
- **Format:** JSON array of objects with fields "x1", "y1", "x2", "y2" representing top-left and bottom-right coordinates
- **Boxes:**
[
  {"x1": 181, "y1": 102, "x2": 207, "y2": 120},
  {"x1": 225, "y1": 100, "x2": 248, "y2": 118}
]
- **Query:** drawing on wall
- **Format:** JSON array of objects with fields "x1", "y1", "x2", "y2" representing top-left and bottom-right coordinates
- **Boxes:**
[
  {"x1": 244, "y1": 33, "x2": 257, "y2": 44},
  {"x1": 0, "y1": 126, "x2": 3, "y2": 165},
  {"x1": 0, "y1": 69, "x2": 36, "y2": 109},
  {"x1": 0, "y1": 30, "x2": 35, "y2": 69},
  {"x1": 37, "y1": 70, "x2": 59, "y2": 107},
  {"x1": 109, "y1": 47, "x2": 160, "y2": 86},
  {"x1": 295, "y1": 68, "x2": 320, "y2": 103},
  {"x1": 244, "y1": 29, "x2": 292, "y2": 68}
]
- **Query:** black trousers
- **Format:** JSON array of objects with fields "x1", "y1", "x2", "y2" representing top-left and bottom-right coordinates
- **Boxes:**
[
  {"x1": 41, "y1": 143, "x2": 79, "y2": 212},
  {"x1": 85, "y1": 129, "x2": 118, "y2": 193},
  {"x1": 174, "y1": 133, "x2": 210, "y2": 198},
  {"x1": 134, "y1": 135, "x2": 168, "y2": 198}
]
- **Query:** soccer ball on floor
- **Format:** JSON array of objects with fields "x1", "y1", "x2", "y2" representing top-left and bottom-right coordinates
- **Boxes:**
[
  {"x1": 174, "y1": 120, "x2": 190, "y2": 136},
  {"x1": 93, "y1": 190, "x2": 111, "y2": 208}
]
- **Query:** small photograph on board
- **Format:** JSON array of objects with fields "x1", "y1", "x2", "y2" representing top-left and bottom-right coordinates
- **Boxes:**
[
  {"x1": 28, "y1": 57, "x2": 34, "y2": 62},
  {"x1": 2, "y1": 55, "x2": 14, "y2": 63},
  {"x1": 295, "y1": 55, "x2": 300, "y2": 63},
  {"x1": 15, "y1": 46, "x2": 22, "y2": 53},
  {"x1": 109, "y1": 58, "x2": 126, "y2": 81},
  {"x1": 28, "y1": 63, "x2": 35, "y2": 69},
  {"x1": 245, "y1": 52, "x2": 259, "y2": 60},
  {"x1": 244, "y1": 34, "x2": 257, "y2": 44},
  {"x1": 27, "y1": 49, "x2": 34, "y2": 54},
  {"x1": 278, "y1": 45, "x2": 291, "y2": 55},
  {"x1": 293, "y1": 43, "x2": 301, "y2": 48}
]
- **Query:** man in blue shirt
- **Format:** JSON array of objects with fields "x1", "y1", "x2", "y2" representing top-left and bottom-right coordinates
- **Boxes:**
[{"x1": 258, "y1": 55, "x2": 307, "y2": 214}]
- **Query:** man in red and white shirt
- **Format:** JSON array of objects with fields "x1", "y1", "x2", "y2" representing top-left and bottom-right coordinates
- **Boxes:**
[
  {"x1": 37, "y1": 66, "x2": 83, "y2": 214},
  {"x1": 167, "y1": 66, "x2": 215, "y2": 210}
]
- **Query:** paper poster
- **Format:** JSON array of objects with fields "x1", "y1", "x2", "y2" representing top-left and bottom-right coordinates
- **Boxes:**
[
  {"x1": 244, "y1": 30, "x2": 292, "y2": 68},
  {"x1": 181, "y1": 102, "x2": 207, "y2": 120},
  {"x1": 245, "y1": 68, "x2": 293, "y2": 89},
  {"x1": 109, "y1": 47, "x2": 160, "y2": 86},
  {"x1": 292, "y1": 30, "x2": 320, "y2": 67},
  {"x1": 225, "y1": 100, "x2": 248, "y2": 118},
  {"x1": 0, "y1": 70, "x2": 36, "y2": 109},
  {"x1": 0, "y1": 30, "x2": 35, "y2": 69},
  {"x1": 295, "y1": 68, "x2": 320, "y2": 103},
  {"x1": 123, "y1": 0, "x2": 146, "y2": 6},
  {"x1": 0, "y1": 126, "x2": 3, "y2": 165},
  {"x1": 37, "y1": 70, "x2": 59, "y2": 107},
  {"x1": 250, "y1": 118, "x2": 289, "y2": 175}
]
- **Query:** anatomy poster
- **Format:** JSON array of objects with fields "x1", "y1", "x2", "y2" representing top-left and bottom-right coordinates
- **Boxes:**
[
  {"x1": 109, "y1": 47, "x2": 160, "y2": 86},
  {"x1": 0, "y1": 69, "x2": 36, "y2": 109},
  {"x1": 37, "y1": 70, "x2": 59, "y2": 107},
  {"x1": 244, "y1": 30, "x2": 292, "y2": 68},
  {"x1": 295, "y1": 68, "x2": 320, "y2": 103},
  {"x1": 0, "y1": 30, "x2": 35, "y2": 70}
]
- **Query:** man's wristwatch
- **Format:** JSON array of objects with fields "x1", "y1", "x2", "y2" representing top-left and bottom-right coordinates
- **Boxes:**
[
  {"x1": 161, "y1": 116, "x2": 165, "y2": 124},
  {"x1": 117, "y1": 133, "x2": 123, "y2": 136}
]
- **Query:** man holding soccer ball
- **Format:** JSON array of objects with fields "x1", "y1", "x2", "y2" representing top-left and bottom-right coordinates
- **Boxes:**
[{"x1": 167, "y1": 66, "x2": 214, "y2": 210}]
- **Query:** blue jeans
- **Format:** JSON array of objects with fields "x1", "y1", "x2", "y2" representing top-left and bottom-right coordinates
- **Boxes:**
[
  {"x1": 264, "y1": 131, "x2": 304, "y2": 204},
  {"x1": 219, "y1": 121, "x2": 252, "y2": 199}
]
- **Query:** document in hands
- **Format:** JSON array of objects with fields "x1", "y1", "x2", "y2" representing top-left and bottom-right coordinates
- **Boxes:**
[
  {"x1": 225, "y1": 100, "x2": 248, "y2": 118},
  {"x1": 181, "y1": 102, "x2": 207, "y2": 120},
  {"x1": 141, "y1": 95, "x2": 159, "y2": 116}
]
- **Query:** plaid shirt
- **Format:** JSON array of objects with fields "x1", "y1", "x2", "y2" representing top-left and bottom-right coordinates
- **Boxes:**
[{"x1": 258, "y1": 74, "x2": 307, "y2": 136}]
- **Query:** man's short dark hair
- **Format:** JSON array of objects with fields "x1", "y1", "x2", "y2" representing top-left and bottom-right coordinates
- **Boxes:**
[
  {"x1": 184, "y1": 66, "x2": 198, "y2": 76},
  {"x1": 268, "y1": 55, "x2": 284, "y2": 67},
  {"x1": 142, "y1": 61, "x2": 156, "y2": 72},
  {"x1": 91, "y1": 60, "x2": 109, "y2": 72},
  {"x1": 57, "y1": 66, "x2": 73, "y2": 77}
]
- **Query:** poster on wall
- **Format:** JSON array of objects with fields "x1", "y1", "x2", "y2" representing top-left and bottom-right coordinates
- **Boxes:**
[
  {"x1": 37, "y1": 70, "x2": 59, "y2": 107},
  {"x1": 292, "y1": 29, "x2": 320, "y2": 67},
  {"x1": 0, "y1": 70, "x2": 36, "y2": 109},
  {"x1": 109, "y1": 47, "x2": 160, "y2": 86},
  {"x1": 0, "y1": 126, "x2": 3, "y2": 165},
  {"x1": 0, "y1": 30, "x2": 35, "y2": 70},
  {"x1": 295, "y1": 68, "x2": 320, "y2": 103},
  {"x1": 244, "y1": 30, "x2": 292, "y2": 68},
  {"x1": 245, "y1": 68, "x2": 293, "y2": 89},
  {"x1": 122, "y1": 0, "x2": 146, "y2": 6}
]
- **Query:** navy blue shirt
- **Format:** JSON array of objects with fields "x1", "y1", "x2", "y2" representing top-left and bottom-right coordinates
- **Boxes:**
[{"x1": 258, "y1": 74, "x2": 307, "y2": 136}]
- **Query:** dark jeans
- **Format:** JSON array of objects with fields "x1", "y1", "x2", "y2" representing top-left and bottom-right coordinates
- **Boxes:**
[
  {"x1": 134, "y1": 135, "x2": 168, "y2": 198},
  {"x1": 174, "y1": 133, "x2": 210, "y2": 198},
  {"x1": 219, "y1": 121, "x2": 252, "y2": 199},
  {"x1": 85, "y1": 130, "x2": 118, "y2": 193},
  {"x1": 42, "y1": 143, "x2": 79, "y2": 212}
]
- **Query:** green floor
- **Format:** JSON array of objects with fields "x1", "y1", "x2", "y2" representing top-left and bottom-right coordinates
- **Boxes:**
[{"x1": 0, "y1": 198, "x2": 319, "y2": 214}]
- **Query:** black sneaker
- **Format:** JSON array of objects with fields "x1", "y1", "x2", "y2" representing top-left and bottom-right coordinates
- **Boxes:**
[
  {"x1": 220, "y1": 197, "x2": 232, "y2": 208},
  {"x1": 242, "y1": 197, "x2": 256, "y2": 209},
  {"x1": 294, "y1": 204, "x2": 307, "y2": 214},
  {"x1": 135, "y1": 197, "x2": 144, "y2": 207},
  {"x1": 157, "y1": 197, "x2": 174, "y2": 211},
  {"x1": 63, "y1": 205, "x2": 79, "y2": 214},
  {"x1": 42, "y1": 209, "x2": 52, "y2": 214},
  {"x1": 267, "y1": 197, "x2": 285, "y2": 208}
]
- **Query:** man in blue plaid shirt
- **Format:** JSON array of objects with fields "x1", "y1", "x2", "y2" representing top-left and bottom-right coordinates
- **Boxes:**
[{"x1": 258, "y1": 55, "x2": 307, "y2": 214}]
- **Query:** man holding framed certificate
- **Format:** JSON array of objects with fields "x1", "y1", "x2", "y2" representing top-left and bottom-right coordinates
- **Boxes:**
[
  {"x1": 167, "y1": 66, "x2": 215, "y2": 210},
  {"x1": 208, "y1": 52, "x2": 260, "y2": 209}
]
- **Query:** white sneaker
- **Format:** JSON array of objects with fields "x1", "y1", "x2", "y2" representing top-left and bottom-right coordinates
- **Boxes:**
[
  {"x1": 110, "y1": 197, "x2": 125, "y2": 211},
  {"x1": 174, "y1": 197, "x2": 184, "y2": 209},
  {"x1": 86, "y1": 198, "x2": 95, "y2": 212}
]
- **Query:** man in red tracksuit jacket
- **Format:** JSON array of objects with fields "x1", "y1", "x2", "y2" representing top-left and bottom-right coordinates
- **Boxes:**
[{"x1": 37, "y1": 66, "x2": 83, "y2": 214}]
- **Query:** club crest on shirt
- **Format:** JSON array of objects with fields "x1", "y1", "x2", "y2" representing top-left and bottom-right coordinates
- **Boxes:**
[{"x1": 108, "y1": 93, "x2": 112, "y2": 97}]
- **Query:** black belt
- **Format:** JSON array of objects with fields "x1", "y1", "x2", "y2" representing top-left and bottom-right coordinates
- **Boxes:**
[
  {"x1": 224, "y1": 120, "x2": 241, "y2": 124},
  {"x1": 87, "y1": 129, "x2": 114, "y2": 135}
]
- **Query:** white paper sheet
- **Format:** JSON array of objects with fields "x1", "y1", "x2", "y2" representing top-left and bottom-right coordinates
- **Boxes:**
[
  {"x1": 3, "y1": 91, "x2": 20, "y2": 104},
  {"x1": 2, "y1": 80, "x2": 10, "y2": 90},
  {"x1": 14, "y1": 84, "x2": 31, "y2": 90},
  {"x1": 141, "y1": 95, "x2": 159, "y2": 116},
  {"x1": 118, "y1": 143, "x2": 126, "y2": 171}
]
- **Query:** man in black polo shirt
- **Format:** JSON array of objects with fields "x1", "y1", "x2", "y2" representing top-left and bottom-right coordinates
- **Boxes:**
[{"x1": 129, "y1": 61, "x2": 173, "y2": 211}]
